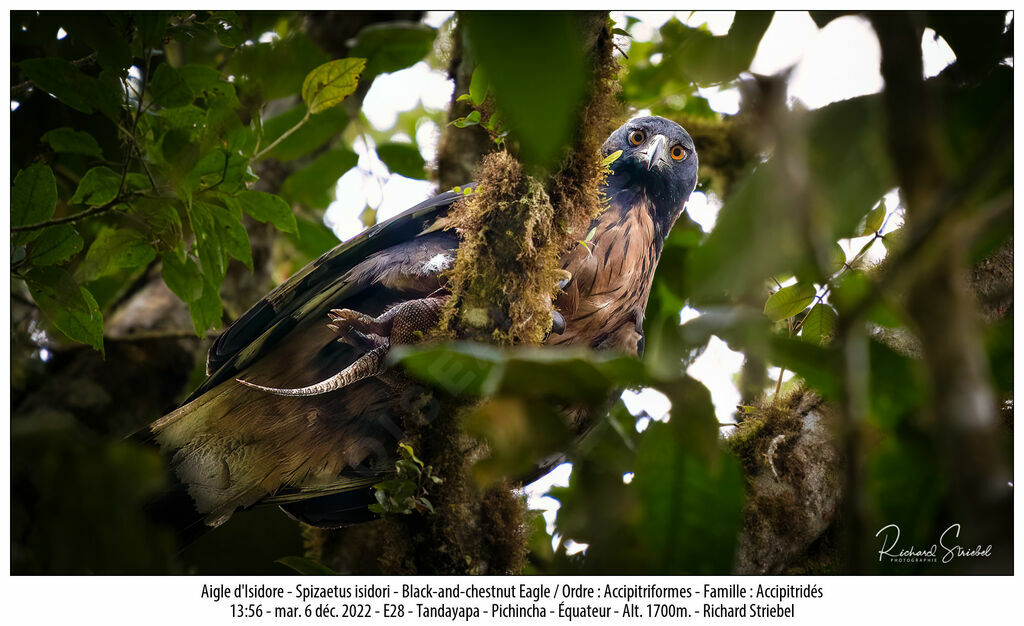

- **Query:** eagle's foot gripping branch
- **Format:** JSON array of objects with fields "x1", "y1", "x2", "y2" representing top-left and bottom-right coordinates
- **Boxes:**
[{"x1": 235, "y1": 297, "x2": 447, "y2": 397}]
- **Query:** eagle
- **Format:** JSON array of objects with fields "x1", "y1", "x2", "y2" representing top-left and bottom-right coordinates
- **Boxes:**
[{"x1": 149, "y1": 116, "x2": 698, "y2": 528}]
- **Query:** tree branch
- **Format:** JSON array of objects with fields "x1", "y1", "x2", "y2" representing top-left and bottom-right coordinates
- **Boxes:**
[{"x1": 10, "y1": 197, "x2": 126, "y2": 233}]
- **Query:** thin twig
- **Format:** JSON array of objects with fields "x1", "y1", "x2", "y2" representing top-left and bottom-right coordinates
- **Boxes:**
[
  {"x1": 254, "y1": 109, "x2": 310, "y2": 160},
  {"x1": 773, "y1": 316, "x2": 793, "y2": 401},
  {"x1": 106, "y1": 329, "x2": 221, "y2": 342},
  {"x1": 116, "y1": 49, "x2": 151, "y2": 199},
  {"x1": 11, "y1": 198, "x2": 127, "y2": 233}
]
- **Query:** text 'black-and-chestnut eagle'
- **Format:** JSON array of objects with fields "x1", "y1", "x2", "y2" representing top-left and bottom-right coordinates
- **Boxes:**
[{"x1": 150, "y1": 116, "x2": 698, "y2": 527}]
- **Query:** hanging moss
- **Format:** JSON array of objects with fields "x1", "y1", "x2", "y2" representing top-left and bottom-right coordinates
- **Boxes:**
[{"x1": 438, "y1": 153, "x2": 562, "y2": 344}]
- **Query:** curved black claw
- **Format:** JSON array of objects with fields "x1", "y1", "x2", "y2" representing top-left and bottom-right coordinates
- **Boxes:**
[
  {"x1": 554, "y1": 269, "x2": 572, "y2": 291},
  {"x1": 550, "y1": 310, "x2": 566, "y2": 336}
]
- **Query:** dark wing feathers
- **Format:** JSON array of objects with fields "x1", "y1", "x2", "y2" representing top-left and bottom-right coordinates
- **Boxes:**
[
  {"x1": 154, "y1": 187, "x2": 472, "y2": 525},
  {"x1": 194, "y1": 188, "x2": 466, "y2": 401}
]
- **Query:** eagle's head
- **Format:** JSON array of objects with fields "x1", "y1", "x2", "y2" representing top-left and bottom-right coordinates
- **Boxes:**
[{"x1": 602, "y1": 115, "x2": 699, "y2": 232}]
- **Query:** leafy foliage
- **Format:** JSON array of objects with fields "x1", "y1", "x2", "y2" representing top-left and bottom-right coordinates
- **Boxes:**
[
  {"x1": 369, "y1": 443, "x2": 444, "y2": 515},
  {"x1": 9, "y1": 12, "x2": 376, "y2": 352}
]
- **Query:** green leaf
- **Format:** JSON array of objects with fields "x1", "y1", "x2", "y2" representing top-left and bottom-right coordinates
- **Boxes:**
[
  {"x1": 462, "y1": 12, "x2": 589, "y2": 169},
  {"x1": 124, "y1": 173, "x2": 152, "y2": 192},
  {"x1": 76, "y1": 227, "x2": 157, "y2": 282},
  {"x1": 134, "y1": 11, "x2": 169, "y2": 49},
  {"x1": 275, "y1": 556, "x2": 336, "y2": 576},
  {"x1": 466, "y1": 397, "x2": 572, "y2": 485},
  {"x1": 398, "y1": 443, "x2": 424, "y2": 466},
  {"x1": 161, "y1": 251, "x2": 203, "y2": 302},
  {"x1": 61, "y1": 13, "x2": 132, "y2": 72},
  {"x1": 177, "y1": 65, "x2": 222, "y2": 95},
  {"x1": 633, "y1": 421, "x2": 745, "y2": 573},
  {"x1": 226, "y1": 33, "x2": 329, "y2": 102},
  {"x1": 159, "y1": 106, "x2": 209, "y2": 139},
  {"x1": 376, "y1": 143, "x2": 425, "y2": 179},
  {"x1": 28, "y1": 225, "x2": 83, "y2": 266},
  {"x1": 882, "y1": 226, "x2": 905, "y2": 252},
  {"x1": 226, "y1": 119, "x2": 258, "y2": 157},
  {"x1": 213, "y1": 15, "x2": 245, "y2": 48},
  {"x1": 390, "y1": 342, "x2": 499, "y2": 396},
  {"x1": 301, "y1": 58, "x2": 367, "y2": 115},
  {"x1": 25, "y1": 267, "x2": 104, "y2": 353},
  {"x1": 861, "y1": 202, "x2": 886, "y2": 236},
  {"x1": 806, "y1": 96, "x2": 892, "y2": 236},
  {"x1": 42, "y1": 127, "x2": 103, "y2": 157},
  {"x1": 71, "y1": 166, "x2": 121, "y2": 207},
  {"x1": 16, "y1": 55, "x2": 121, "y2": 121},
  {"x1": 188, "y1": 150, "x2": 246, "y2": 194},
  {"x1": 150, "y1": 63, "x2": 194, "y2": 108},
  {"x1": 767, "y1": 336, "x2": 841, "y2": 399},
  {"x1": 218, "y1": 204, "x2": 253, "y2": 271},
  {"x1": 602, "y1": 149, "x2": 623, "y2": 166},
  {"x1": 468, "y1": 65, "x2": 488, "y2": 106},
  {"x1": 867, "y1": 339, "x2": 925, "y2": 428},
  {"x1": 188, "y1": 201, "x2": 225, "y2": 282},
  {"x1": 350, "y1": 23, "x2": 436, "y2": 82},
  {"x1": 228, "y1": 190, "x2": 297, "y2": 235},
  {"x1": 189, "y1": 277, "x2": 223, "y2": 335},
  {"x1": 800, "y1": 302, "x2": 838, "y2": 345},
  {"x1": 12, "y1": 163, "x2": 58, "y2": 233},
  {"x1": 126, "y1": 198, "x2": 182, "y2": 252},
  {"x1": 392, "y1": 343, "x2": 649, "y2": 399},
  {"x1": 451, "y1": 110, "x2": 481, "y2": 128},
  {"x1": 828, "y1": 242, "x2": 847, "y2": 274},
  {"x1": 688, "y1": 94, "x2": 890, "y2": 303},
  {"x1": 763, "y1": 283, "x2": 816, "y2": 321},
  {"x1": 657, "y1": 13, "x2": 773, "y2": 85},
  {"x1": 279, "y1": 149, "x2": 357, "y2": 211},
  {"x1": 189, "y1": 199, "x2": 252, "y2": 273},
  {"x1": 19, "y1": 58, "x2": 95, "y2": 114},
  {"x1": 86, "y1": 69, "x2": 125, "y2": 122},
  {"x1": 25, "y1": 266, "x2": 89, "y2": 313}
]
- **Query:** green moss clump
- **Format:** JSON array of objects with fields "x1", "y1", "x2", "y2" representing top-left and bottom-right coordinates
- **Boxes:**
[
  {"x1": 479, "y1": 482, "x2": 529, "y2": 574},
  {"x1": 726, "y1": 389, "x2": 807, "y2": 477},
  {"x1": 438, "y1": 152, "x2": 562, "y2": 345}
]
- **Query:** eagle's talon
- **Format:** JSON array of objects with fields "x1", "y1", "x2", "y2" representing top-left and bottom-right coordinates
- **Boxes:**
[
  {"x1": 346, "y1": 329, "x2": 383, "y2": 351},
  {"x1": 327, "y1": 308, "x2": 386, "y2": 340},
  {"x1": 550, "y1": 310, "x2": 566, "y2": 336},
  {"x1": 554, "y1": 269, "x2": 572, "y2": 291}
]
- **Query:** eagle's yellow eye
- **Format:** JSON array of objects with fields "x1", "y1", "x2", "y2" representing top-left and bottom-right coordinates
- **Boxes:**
[
  {"x1": 670, "y1": 145, "x2": 686, "y2": 160},
  {"x1": 629, "y1": 130, "x2": 645, "y2": 146}
]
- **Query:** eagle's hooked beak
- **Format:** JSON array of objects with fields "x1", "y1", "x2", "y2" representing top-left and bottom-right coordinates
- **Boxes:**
[{"x1": 645, "y1": 134, "x2": 668, "y2": 171}]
